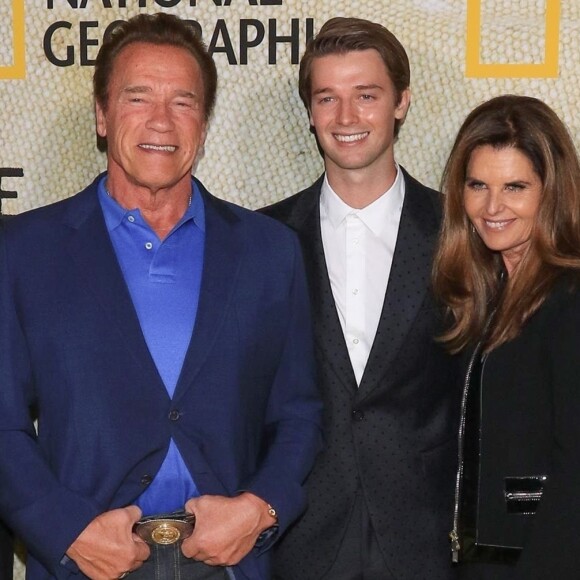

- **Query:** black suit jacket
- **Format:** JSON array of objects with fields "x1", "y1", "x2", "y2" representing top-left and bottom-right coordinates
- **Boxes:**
[{"x1": 261, "y1": 169, "x2": 460, "y2": 579}]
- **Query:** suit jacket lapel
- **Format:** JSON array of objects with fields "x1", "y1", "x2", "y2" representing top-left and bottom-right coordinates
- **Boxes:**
[
  {"x1": 173, "y1": 184, "x2": 244, "y2": 401},
  {"x1": 63, "y1": 183, "x2": 166, "y2": 391},
  {"x1": 358, "y1": 172, "x2": 439, "y2": 396},
  {"x1": 287, "y1": 180, "x2": 358, "y2": 396}
]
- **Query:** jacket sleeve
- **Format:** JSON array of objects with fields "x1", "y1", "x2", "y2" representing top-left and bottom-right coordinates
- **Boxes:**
[
  {"x1": 515, "y1": 289, "x2": 580, "y2": 578},
  {"x1": 0, "y1": 228, "x2": 100, "y2": 576},
  {"x1": 240, "y1": 233, "x2": 323, "y2": 540}
]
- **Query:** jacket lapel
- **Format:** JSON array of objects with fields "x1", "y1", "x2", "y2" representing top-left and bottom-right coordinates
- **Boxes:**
[
  {"x1": 288, "y1": 180, "x2": 358, "y2": 396},
  {"x1": 63, "y1": 181, "x2": 166, "y2": 391},
  {"x1": 358, "y1": 172, "x2": 440, "y2": 397},
  {"x1": 173, "y1": 183, "x2": 244, "y2": 401},
  {"x1": 63, "y1": 178, "x2": 244, "y2": 402}
]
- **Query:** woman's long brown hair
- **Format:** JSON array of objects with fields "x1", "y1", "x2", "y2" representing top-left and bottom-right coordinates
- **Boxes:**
[{"x1": 433, "y1": 95, "x2": 580, "y2": 353}]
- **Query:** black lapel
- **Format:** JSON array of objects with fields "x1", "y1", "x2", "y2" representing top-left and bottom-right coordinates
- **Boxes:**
[
  {"x1": 286, "y1": 179, "x2": 358, "y2": 396},
  {"x1": 358, "y1": 171, "x2": 440, "y2": 397},
  {"x1": 63, "y1": 183, "x2": 166, "y2": 392},
  {"x1": 173, "y1": 183, "x2": 244, "y2": 401}
]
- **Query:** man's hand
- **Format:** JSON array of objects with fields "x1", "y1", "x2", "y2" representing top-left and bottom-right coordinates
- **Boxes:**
[
  {"x1": 182, "y1": 493, "x2": 276, "y2": 566},
  {"x1": 66, "y1": 506, "x2": 150, "y2": 580}
]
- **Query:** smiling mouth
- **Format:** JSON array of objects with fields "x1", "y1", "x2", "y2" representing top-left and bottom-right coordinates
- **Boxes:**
[
  {"x1": 484, "y1": 219, "x2": 514, "y2": 230},
  {"x1": 334, "y1": 132, "x2": 369, "y2": 143},
  {"x1": 139, "y1": 144, "x2": 177, "y2": 152}
]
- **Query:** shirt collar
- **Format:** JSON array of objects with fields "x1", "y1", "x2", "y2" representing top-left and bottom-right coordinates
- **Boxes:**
[
  {"x1": 97, "y1": 175, "x2": 205, "y2": 234},
  {"x1": 320, "y1": 164, "x2": 405, "y2": 236}
]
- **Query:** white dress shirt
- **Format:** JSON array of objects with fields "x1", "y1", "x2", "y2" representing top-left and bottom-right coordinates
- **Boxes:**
[{"x1": 320, "y1": 166, "x2": 405, "y2": 385}]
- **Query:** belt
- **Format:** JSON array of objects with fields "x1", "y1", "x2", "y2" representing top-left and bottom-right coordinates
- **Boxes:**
[{"x1": 133, "y1": 511, "x2": 196, "y2": 545}]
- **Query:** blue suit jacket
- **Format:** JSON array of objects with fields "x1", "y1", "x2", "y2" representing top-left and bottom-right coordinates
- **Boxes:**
[{"x1": 0, "y1": 175, "x2": 322, "y2": 580}]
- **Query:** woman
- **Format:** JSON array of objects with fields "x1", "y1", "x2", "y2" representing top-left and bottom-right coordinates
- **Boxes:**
[{"x1": 433, "y1": 94, "x2": 580, "y2": 579}]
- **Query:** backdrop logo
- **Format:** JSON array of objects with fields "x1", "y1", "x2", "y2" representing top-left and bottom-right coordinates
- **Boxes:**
[
  {"x1": 0, "y1": 0, "x2": 26, "y2": 80},
  {"x1": 43, "y1": 1, "x2": 314, "y2": 66},
  {"x1": 466, "y1": 0, "x2": 560, "y2": 78}
]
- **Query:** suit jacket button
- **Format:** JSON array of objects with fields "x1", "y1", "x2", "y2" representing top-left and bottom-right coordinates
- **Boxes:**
[
  {"x1": 352, "y1": 409, "x2": 365, "y2": 421},
  {"x1": 168, "y1": 409, "x2": 180, "y2": 421},
  {"x1": 141, "y1": 474, "x2": 152, "y2": 486}
]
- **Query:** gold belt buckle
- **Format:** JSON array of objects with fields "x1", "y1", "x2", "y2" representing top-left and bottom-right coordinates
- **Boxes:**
[{"x1": 133, "y1": 512, "x2": 196, "y2": 545}]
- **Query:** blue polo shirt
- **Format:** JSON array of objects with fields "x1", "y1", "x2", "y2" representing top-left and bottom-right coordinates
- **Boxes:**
[{"x1": 98, "y1": 176, "x2": 204, "y2": 515}]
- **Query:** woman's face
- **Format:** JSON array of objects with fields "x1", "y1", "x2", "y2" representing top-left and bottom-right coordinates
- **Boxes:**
[{"x1": 463, "y1": 145, "x2": 542, "y2": 275}]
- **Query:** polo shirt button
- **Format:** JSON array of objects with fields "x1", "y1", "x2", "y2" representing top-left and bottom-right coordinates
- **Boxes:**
[
  {"x1": 140, "y1": 474, "x2": 152, "y2": 486},
  {"x1": 168, "y1": 409, "x2": 181, "y2": 421},
  {"x1": 352, "y1": 409, "x2": 365, "y2": 422}
]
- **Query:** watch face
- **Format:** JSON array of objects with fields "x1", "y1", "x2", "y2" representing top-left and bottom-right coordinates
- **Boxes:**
[{"x1": 133, "y1": 512, "x2": 196, "y2": 545}]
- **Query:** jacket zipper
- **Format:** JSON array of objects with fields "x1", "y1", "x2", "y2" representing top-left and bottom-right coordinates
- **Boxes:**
[{"x1": 450, "y1": 342, "x2": 483, "y2": 563}]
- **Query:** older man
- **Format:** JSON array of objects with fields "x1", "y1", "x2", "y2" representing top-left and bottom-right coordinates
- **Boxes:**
[{"x1": 0, "y1": 13, "x2": 321, "y2": 580}]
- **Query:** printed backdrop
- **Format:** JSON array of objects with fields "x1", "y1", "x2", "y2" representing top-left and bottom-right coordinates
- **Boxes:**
[
  {"x1": 1, "y1": 0, "x2": 579, "y2": 216},
  {"x1": 1, "y1": 0, "x2": 579, "y2": 575}
]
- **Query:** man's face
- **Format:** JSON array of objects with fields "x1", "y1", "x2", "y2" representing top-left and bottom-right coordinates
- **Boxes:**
[
  {"x1": 96, "y1": 42, "x2": 207, "y2": 195},
  {"x1": 308, "y1": 49, "x2": 410, "y2": 179}
]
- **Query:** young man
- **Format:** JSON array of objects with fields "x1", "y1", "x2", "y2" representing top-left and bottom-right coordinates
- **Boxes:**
[
  {"x1": 262, "y1": 17, "x2": 459, "y2": 580},
  {"x1": 0, "y1": 13, "x2": 321, "y2": 580}
]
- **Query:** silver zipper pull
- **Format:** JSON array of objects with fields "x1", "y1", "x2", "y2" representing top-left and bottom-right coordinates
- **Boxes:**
[{"x1": 449, "y1": 529, "x2": 460, "y2": 563}]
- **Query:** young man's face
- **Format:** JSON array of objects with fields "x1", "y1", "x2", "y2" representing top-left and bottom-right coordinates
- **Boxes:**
[
  {"x1": 308, "y1": 49, "x2": 410, "y2": 179},
  {"x1": 95, "y1": 41, "x2": 207, "y2": 196}
]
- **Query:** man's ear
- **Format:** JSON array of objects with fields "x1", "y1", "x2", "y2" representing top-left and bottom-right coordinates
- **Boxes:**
[
  {"x1": 200, "y1": 121, "x2": 208, "y2": 149},
  {"x1": 308, "y1": 109, "x2": 316, "y2": 134},
  {"x1": 395, "y1": 88, "x2": 412, "y2": 122},
  {"x1": 95, "y1": 101, "x2": 107, "y2": 138}
]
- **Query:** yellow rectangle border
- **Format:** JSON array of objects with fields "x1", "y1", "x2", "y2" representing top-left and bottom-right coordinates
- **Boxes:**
[
  {"x1": 0, "y1": 0, "x2": 26, "y2": 80},
  {"x1": 466, "y1": 0, "x2": 560, "y2": 78}
]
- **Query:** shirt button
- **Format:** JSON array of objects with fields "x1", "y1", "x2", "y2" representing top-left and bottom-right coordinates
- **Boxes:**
[
  {"x1": 168, "y1": 409, "x2": 181, "y2": 421},
  {"x1": 352, "y1": 288, "x2": 359, "y2": 295},
  {"x1": 140, "y1": 474, "x2": 153, "y2": 485},
  {"x1": 127, "y1": 215, "x2": 135, "y2": 223},
  {"x1": 145, "y1": 242, "x2": 153, "y2": 250},
  {"x1": 352, "y1": 409, "x2": 365, "y2": 422},
  {"x1": 353, "y1": 338, "x2": 359, "y2": 345}
]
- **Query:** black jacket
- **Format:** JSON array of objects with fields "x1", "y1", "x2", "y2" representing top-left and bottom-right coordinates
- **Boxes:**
[{"x1": 454, "y1": 274, "x2": 580, "y2": 579}]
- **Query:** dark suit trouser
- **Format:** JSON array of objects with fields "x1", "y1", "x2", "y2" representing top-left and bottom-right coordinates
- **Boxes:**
[
  {"x1": 0, "y1": 520, "x2": 13, "y2": 580},
  {"x1": 322, "y1": 493, "x2": 394, "y2": 580}
]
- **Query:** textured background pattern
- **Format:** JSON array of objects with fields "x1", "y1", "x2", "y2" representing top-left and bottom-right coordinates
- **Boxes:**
[
  {"x1": 1, "y1": 1, "x2": 579, "y2": 215},
  {"x1": 1, "y1": 0, "x2": 579, "y2": 576}
]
